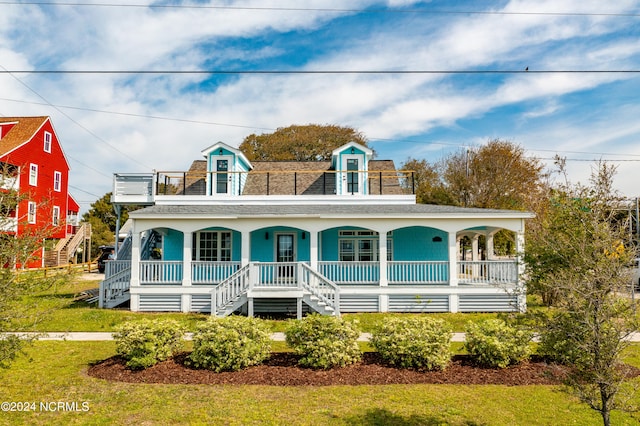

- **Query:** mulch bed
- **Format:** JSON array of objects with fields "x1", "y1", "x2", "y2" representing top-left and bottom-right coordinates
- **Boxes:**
[{"x1": 87, "y1": 353, "x2": 584, "y2": 386}]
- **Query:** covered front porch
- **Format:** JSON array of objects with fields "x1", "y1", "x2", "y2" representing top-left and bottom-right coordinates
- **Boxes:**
[{"x1": 101, "y1": 219, "x2": 525, "y2": 315}]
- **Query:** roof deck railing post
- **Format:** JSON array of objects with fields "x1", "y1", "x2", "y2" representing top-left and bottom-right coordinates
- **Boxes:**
[
  {"x1": 294, "y1": 172, "x2": 297, "y2": 195},
  {"x1": 182, "y1": 172, "x2": 186, "y2": 195},
  {"x1": 411, "y1": 171, "x2": 415, "y2": 194},
  {"x1": 266, "y1": 172, "x2": 270, "y2": 195},
  {"x1": 322, "y1": 172, "x2": 326, "y2": 195},
  {"x1": 379, "y1": 171, "x2": 383, "y2": 195}
]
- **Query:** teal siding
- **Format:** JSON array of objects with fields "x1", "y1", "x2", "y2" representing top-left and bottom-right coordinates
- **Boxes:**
[
  {"x1": 251, "y1": 227, "x2": 310, "y2": 262},
  {"x1": 392, "y1": 227, "x2": 448, "y2": 261},
  {"x1": 163, "y1": 229, "x2": 183, "y2": 261}
]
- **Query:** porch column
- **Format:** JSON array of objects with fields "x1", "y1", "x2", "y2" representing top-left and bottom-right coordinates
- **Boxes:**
[
  {"x1": 379, "y1": 230, "x2": 388, "y2": 287},
  {"x1": 515, "y1": 229, "x2": 526, "y2": 312},
  {"x1": 448, "y1": 232, "x2": 458, "y2": 287},
  {"x1": 486, "y1": 232, "x2": 495, "y2": 260},
  {"x1": 182, "y1": 231, "x2": 192, "y2": 286},
  {"x1": 130, "y1": 229, "x2": 141, "y2": 311},
  {"x1": 241, "y1": 230, "x2": 250, "y2": 267},
  {"x1": 310, "y1": 230, "x2": 318, "y2": 270},
  {"x1": 471, "y1": 235, "x2": 479, "y2": 261}
]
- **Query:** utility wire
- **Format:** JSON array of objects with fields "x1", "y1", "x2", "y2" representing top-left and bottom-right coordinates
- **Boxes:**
[
  {"x1": 0, "y1": 64, "x2": 153, "y2": 171},
  {"x1": 2, "y1": 69, "x2": 639, "y2": 75},
  {"x1": 0, "y1": 2, "x2": 639, "y2": 17}
]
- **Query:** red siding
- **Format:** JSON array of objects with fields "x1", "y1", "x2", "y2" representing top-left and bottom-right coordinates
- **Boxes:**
[{"x1": 0, "y1": 118, "x2": 72, "y2": 267}]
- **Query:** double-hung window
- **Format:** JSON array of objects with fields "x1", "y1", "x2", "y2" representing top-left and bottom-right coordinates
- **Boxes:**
[
  {"x1": 338, "y1": 230, "x2": 392, "y2": 262},
  {"x1": 28, "y1": 201, "x2": 36, "y2": 224},
  {"x1": 52, "y1": 206, "x2": 60, "y2": 226},
  {"x1": 44, "y1": 131, "x2": 52, "y2": 153},
  {"x1": 53, "y1": 171, "x2": 62, "y2": 192},
  {"x1": 29, "y1": 164, "x2": 38, "y2": 186}
]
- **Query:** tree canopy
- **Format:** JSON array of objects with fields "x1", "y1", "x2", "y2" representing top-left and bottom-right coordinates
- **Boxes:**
[{"x1": 239, "y1": 124, "x2": 370, "y2": 161}]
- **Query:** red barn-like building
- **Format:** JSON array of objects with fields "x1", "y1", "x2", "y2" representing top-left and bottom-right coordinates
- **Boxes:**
[{"x1": 0, "y1": 116, "x2": 87, "y2": 268}]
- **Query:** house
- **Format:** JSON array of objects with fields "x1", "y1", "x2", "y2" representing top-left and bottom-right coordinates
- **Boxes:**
[
  {"x1": 101, "y1": 141, "x2": 533, "y2": 316},
  {"x1": 0, "y1": 116, "x2": 88, "y2": 268}
]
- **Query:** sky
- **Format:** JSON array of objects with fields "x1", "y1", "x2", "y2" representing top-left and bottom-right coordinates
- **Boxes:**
[{"x1": 1, "y1": 0, "x2": 639, "y2": 213}]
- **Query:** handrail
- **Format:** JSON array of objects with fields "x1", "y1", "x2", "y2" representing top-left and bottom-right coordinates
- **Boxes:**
[
  {"x1": 300, "y1": 263, "x2": 340, "y2": 316},
  {"x1": 212, "y1": 264, "x2": 251, "y2": 315}
]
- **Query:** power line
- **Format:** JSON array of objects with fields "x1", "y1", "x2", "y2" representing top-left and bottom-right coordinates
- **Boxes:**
[
  {"x1": 2, "y1": 69, "x2": 640, "y2": 75},
  {"x1": 0, "y1": 2, "x2": 639, "y2": 17}
]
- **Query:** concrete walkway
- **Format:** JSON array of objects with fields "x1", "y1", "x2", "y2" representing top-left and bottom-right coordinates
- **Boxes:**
[
  {"x1": 7, "y1": 331, "x2": 640, "y2": 342},
  {"x1": 4, "y1": 331, "x2": 468, "y2": 342}
]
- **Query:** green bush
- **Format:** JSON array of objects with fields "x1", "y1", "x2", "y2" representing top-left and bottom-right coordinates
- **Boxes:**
[
  {"x1": 188, "y1": 316, "x2": 271, "y2": 372},
  {"x1": 285, "y1": 314, "x2": 361, "y2": 369},
  {"x1": 113, "y1": 320, "x2": 184, "y2": 370},
  {"x1": 370, "y1": 316, "x2": 451, "y2": 371},
  {"x1": 464, "y1": 319, "x2": 532, "y2": 368}
]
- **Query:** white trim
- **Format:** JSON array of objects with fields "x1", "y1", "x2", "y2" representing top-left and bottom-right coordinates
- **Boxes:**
[
  {"x1": 53, "y1": 171, "x2": 62, "y2": 192},
  {"x1": 43, "y1": 131, "x2": 52, "y2": 153},
  {"x1": 29, "y1": 163, "x2": 38, "y2": 186}
]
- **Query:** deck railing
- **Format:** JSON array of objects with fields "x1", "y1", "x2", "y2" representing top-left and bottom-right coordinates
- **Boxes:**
[
  {"x1": 458, "y1": 260, "x2": 518, "y2": 285},
  {"x1": 140, "y1": 260, "x2": 183, "y2": 285},
  {"x1": 254, "y1": 262, "x2": 301, "y2": 287},
  {"x1": 192, "y1": 261, "x2": 241, "y2": 284},
  {"x1": 388, "y1": 261, "x2": 449, "y2": 284},
  {"x1": 99, "y1": 261, "x2": 132, "y2": 308},
  {"x1": 300, "y1": 263, "x2": 340, "y2": 315},
  {"x1": 213, "y1": 264, "x2": 251, "y2": 315},
  {"x1": 318, "y1": 261, "x2": 379, "y2": 285}
]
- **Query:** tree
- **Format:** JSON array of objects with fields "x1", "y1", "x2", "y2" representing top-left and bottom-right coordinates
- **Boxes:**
[
  {"x1": 527, "y1": 160, "x2": 638, "y2": 425},
  {"x1": 0, "y1": 164, "x2": 69, "y2": 367},
  {"x1": 400, "y1": 158, "x2": 455, "y2": 205},
  {"x1": 440, "y1": 139, "x2": 545, "y2": 211},
  {"x1": 239, "y1": 124, "x2": 370, "y2": 161}
]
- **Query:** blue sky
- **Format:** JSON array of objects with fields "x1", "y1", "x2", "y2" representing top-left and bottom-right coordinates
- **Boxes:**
[{"x1": 1, "y1": 0, "x2": 639, "y2": 212}]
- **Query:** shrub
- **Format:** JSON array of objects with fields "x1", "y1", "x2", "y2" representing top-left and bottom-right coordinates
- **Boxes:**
[
  {"x1": 370, "y1": 316, "x2": 451, "y2": 371},
  {"x1": 113, "y1": 320, "x2": 184, "y2": 370},
  {"x1": 285, "y1": 314, "x2": 361, "y2": 369},
  {"x1": 188, "y1": 316, "x2": 271, "y2": 372},
  {"x1": 464, "y1": 319, "x2": 532, "y2": 368}
]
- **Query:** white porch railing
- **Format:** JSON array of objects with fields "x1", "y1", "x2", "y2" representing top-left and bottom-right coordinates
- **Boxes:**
[
  {"x1": 300, "y1": 263, "x2": 340, "y2": 315},
  {"x1": 99, "y1": 261, "x2": 132, "y2": 308},
  {"x1": 213, "y1": 264, "x2": 251, "y2": 315},
  {"x1": 458, "y1": 260, "x2": 518, "y2": 285},
  {"x1": 317, "y1": 261, "x2": 379, "y2": 285},
  {"x1": 192, "y1": 261, "x2": 241, "y2": 284},
  {"x1": 388, "y1": 261, "x2": 449, "y2": 284},
  {"x1": 254, "y1": 262, "x2": 300, "y2": 287},
  {"x1": 140, "y1": 260, "x2": 183, "y2": 285}
]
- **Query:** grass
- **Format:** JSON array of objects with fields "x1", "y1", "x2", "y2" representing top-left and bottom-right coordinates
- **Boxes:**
[
  {"x1": 4, "y1": 275, "x2": 640, "y2": 424},
  {"x1": 1, "y1": 341, "x2": 639, "y2": 425},
  {"x1": 14, "y1": 274, "x2": 521, "y2": 333}
]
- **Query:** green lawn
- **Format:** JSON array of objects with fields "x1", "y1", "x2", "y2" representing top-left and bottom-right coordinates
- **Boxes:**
[
  {"x1": 3, "y1": 275, "x2": 640, "y2": 425},
  {"x1": 1, "y1": 341, "x2": 639, "y2": 425}
]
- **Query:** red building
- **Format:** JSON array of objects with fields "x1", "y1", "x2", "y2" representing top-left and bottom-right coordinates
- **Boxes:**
[{"x1": 0, "y1": 116, "x2": 86, "y2": 268}]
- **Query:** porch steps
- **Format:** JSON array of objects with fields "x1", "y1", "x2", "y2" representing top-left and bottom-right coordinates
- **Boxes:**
[
  {"x1": 103, "y1": 291, "x2": 130, "y2": 309},
  {"x1": 214, "y1": 291, "x2": 336, "y2": 317}
]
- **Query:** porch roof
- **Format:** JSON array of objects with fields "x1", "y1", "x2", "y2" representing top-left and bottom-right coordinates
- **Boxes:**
[{"x1": 129, "y1": 203, "x2": 534, "y2": 220}]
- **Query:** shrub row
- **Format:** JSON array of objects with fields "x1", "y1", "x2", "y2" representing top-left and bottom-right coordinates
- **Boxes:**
[{"x1": 113, "y1": 315, "x2": 535, "y2": 372}]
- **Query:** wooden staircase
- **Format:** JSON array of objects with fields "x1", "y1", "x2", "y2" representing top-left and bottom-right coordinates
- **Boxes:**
[{"x1": 44, "y1": 223, "x2": 91, "y2": 267}]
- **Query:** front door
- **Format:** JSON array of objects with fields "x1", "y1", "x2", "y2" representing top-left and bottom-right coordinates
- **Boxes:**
[
  {"x1": 276, "y1": 234, "x2": 295, "y2": 282},
  {"x1": 215, "y1": 159, "x2": 229, "y2": 194}
]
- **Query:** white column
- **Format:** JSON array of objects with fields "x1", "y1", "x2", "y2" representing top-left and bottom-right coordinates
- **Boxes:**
[
  {"x1": 182, "y1": 231, "x2": 192, "y2": 286},
  {"x1": 379, "y1": 230, "x2": 388, "y2": 287},
  {"x1": 448, "y1": 232, "x2": 458, "y2": 287},
  {"x1": 241, "y1": 230, "x2": 250, "y2": 266},
  {"x1": 310, "y1": 230, "x2": 318, "y2": 270},
  {"x1": 130, "y1": 229, "x2": 141, "y2": 312},
  {"x1": 486, "y1": 232, "x2": 495, "y2": 260},
  {"x1": 471, "y1": 235, "x2": 479, "y2": 261}
]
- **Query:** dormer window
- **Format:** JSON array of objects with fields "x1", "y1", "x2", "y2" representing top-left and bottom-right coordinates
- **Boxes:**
[{"x1": 44, "y1": 131, "x2": 52, "y2": 153}]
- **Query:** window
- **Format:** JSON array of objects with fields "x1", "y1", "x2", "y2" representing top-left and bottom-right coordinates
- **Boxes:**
[
  {"x1": 53, "y1": 171, "x2": 62, "y2": 192},
  {"x1": 338, "y1": 230, "x2": 393, "y2": 261},
  {"x1": 52, "y1": 206, "x2": 60, "y2": 226},
  {"x1": 29, "y1": 164, "x2": 38, "y2": 186},
  {"x1": 44, "y1": 131, "x2": 52, "y2": 153},
  {"x1": 192, "y1": 231, "x2": 232, "y2": 261},
  {"x1": 28, "y1": 201, "x2": 36, "y2": 224}
]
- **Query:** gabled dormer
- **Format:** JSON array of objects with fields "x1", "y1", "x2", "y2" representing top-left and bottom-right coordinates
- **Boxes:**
[
  {"x1": 331, "y1": 142, "x2": 373, "y2": 195},
  {"x1": 201, "y1": 142, "x2": 253, "y2": 196}
]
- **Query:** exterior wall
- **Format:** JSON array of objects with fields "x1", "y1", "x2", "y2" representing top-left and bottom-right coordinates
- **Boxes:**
[
  {"x1": 392, "y1": 226, "x2": 448, "y2": 261},
  {"x1": 250, "y1": 226, "x2": 310, "y2": 262},
  {"x1": 163, "y1": 229, "x2": 184, "y2": 261},
  {"x1": 0, "y1": 118, "x2": 72, "y2": 268}
]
